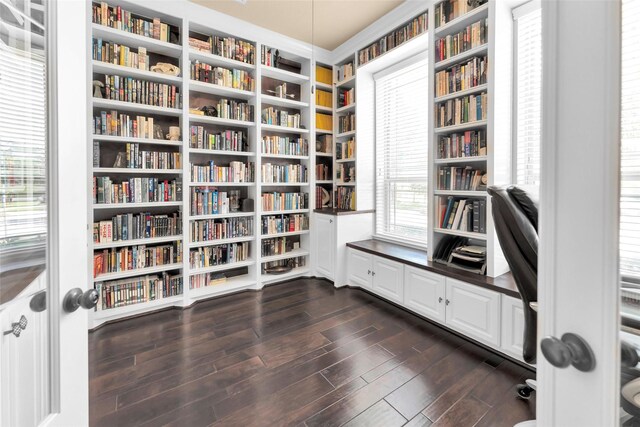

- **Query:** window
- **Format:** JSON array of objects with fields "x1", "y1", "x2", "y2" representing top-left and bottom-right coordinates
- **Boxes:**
[
  {"x1": 513, "y1": 1, "x2": 542, "y2": 187},
  {"x1": 374, "y1": 57, "x2": 429, "y2": 246},
  {"x1": 621, "y1": 0, "x2": 640, "y2": 283}
]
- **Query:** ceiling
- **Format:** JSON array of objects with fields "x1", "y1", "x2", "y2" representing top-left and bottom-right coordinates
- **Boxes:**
[{"x1": 189, "y1": 0, "x2": 405, "y2": 51}]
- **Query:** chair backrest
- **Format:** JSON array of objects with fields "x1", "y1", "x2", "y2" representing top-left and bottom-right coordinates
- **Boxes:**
[{"x1": 487, "y1": 185, "x2": 538, "y2": 363}]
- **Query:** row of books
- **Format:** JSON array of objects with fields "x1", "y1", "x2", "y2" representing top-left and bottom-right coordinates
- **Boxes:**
[
  {"x1": 93, "y1": 213, "x2": 181, "y2": 244},
  {"x1": 336, "y1": 187, "x2": 355, "y2": 210},
  {"x1": 261, "y1": 163, "x2": 308, "y2": 184},
  {"x1": 189, "y1": 35, "x2": 255, "y2": 65},
  {"x1": 262, "y1": 256, "x2": 306, "y2": 273},
  {"x1": 190, "y1": 188, "x2": 234, "y2": 216},
  {"x1": 92, "y1": 38, "x2": 149, "y2": 71},
  {"x1": 316, "y1": 135, "x2": 332, "y2": 154},
  {"x1": 437, "y1": 130, "x2": 487, "y2": 159},
  {"x1": 435, "y1": 19, "x2": 488, "y2": 63},
  {"x1": 261, "y1": 192, "x2": 308, "y2": 211},
  {"x1": 336, "y1": 62, "x2": 354, "y2": 82},
  {"x1": 261, "y1": 107, "x2": 301, "y2": 128},
  {"x1": 261, "y1": 136, "x2": 308, "y2": 156},
  {"x1": 435, "y1": 92, "x2": 487, "y2": 128},
  {"x1": 92, "y1": 3, "x2": 177, "y2": 45},
  {"x1": 190, "y1": 127, "x2": 247, "y2": 152},
  {"x1": 261, "y1": 237, "x2": 299, "y2": 257},
  {"x1": 101, "y1": 74, "x2": 179, "y2": 109},
  {"x1": 190, "y1": 217, "x2": 254, "y2": 243},
  {"x1": 434, "y1": 0, "x2": 486, "y2": 28},
  {"x1": 94, "y1": 142, "x2": 181, "y2": 170},
  {"x1": 315, "y1": 186, "x2": 332, "y2": 208},
  {"x1": 190, "y1": 161, "x2": 255, "y2": 183},
  {"x1": 435, "y1": 55, "x2": 488, "y2": 98},
  {"x1": 316, "y1": 164, "x2": 331, "y2": 181},
  {"x1": 190, "y1": 62, "x2": 255, "y2": 92},
  {"x1": 316, "y1": 89, "x2": 332, "y2": 109},
  {"x1": 338, "y1": 88, "x2": 355, "y2": 108},
  {"x1": 316, "y1": 65, "x2": 332, "y2": 85},
  {"x1": 93, "y1": 242, "x2": 182, "y2": 278},
  {"x1": 358, "y1": 12, "x2": 428, "y2": 66},
  {"x1": 196, "y1": 99, "x2": 253, "y2": 122},
  {"x1": 96, "y1": 273, "x2": 183, "y2": 310},
  {"x1": 337, "y1": 164, "x2": 356, "y2": 183},
  {"x1": 189, "y1": 272, "x2": 228, "y2": 290},
  {"x1": 268, "y1": 83, "x2": 294, "y2": 99},
  {"x1": 338, "y1": 113, "x2": 356, "y2": 134},
  {"x1": 316, "y1": 113, "x2": 332, "y2": 131},
  {"x1": 437, "y1": 196, "x2": 486, "y2": 233},
  {"x1": 93, "y1": 177, "x2": 181, "y2": 204},
  {"x1": 261, "y1": 46, "x2": 279, "y2": 68},
  {"x1": 189, "y1": 242, "x2": 249, "y2": 269},
  {"x1": 437, "y1": 166, "x2": 485, "y2": 191},
  {"x1": 336, "y1": 138, "x2": 355, "y2": 160},
  {"x1": 93, "y1": 110, "x2": 163, "y2": 140},
  {"x1": 261, "y1": 214, "x2": 308, "y2": 235}
]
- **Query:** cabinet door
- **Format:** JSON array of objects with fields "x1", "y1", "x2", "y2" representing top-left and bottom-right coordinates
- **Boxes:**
[
  {"x1": 315, "y1": 214, "x2": 335, "y2": 280},
  {"x1": 347, "y1": 248, "x2": 372, "y2": 289},
  {"x1": 501, "y1": 295, "x2": 526, "y2": 361},
  {"x1": 445, "y1": 278, "x2": 501, "y2": 347},
  {"x1": 372, "y1": 256, "x2": 404, "y2": 303},
  {"x1": 403, "y1": 266, "x2": 446, "y2": 323}
]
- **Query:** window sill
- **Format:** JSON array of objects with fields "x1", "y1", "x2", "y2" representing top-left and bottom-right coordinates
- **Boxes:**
[{"x1": 372, "y1": 234, "x2": 427, "y2": 252}]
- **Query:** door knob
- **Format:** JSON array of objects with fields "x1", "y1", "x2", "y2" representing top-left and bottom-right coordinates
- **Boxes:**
[
  {"x1": 540, "y1": 332, "x2": 596, "y2": 372},
  {"x1": 63, "y1": 288, "x2": 99, "y2": 313},
  {"x1": 3, "y1": 315, "x2": 28, "y2": 338},
  {"x1": 30, "y1": 290, "x2": 46, "y2": 313}
]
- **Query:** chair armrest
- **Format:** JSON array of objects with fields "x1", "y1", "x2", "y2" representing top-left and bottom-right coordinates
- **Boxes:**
[{"x1": 529, "y1": 302, "x2": 538, "y2": 312}]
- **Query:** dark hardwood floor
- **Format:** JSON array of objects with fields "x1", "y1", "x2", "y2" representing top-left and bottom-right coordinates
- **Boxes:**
[{"x1": 89, "y1": 278, "x2": 536, "y2": 426}]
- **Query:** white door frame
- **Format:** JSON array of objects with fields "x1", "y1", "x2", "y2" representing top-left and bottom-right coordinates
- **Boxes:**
[{"x1": 538, "y1": 0, "x2": 621, "y2": 425}]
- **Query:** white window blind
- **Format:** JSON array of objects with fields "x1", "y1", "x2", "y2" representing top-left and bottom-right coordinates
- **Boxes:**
[
  {"x1": 375, "y1": 58, "x2": 429, "y2": 246},
  {"x1": 0, "y1": 6, "x2": 47, "y2": 271},
  {"x1": 621, "y1": 0, "x2": 640, "y2": 282},
  {"x1": 513, "y1": 3, "x2": 542, "y2": 187}
]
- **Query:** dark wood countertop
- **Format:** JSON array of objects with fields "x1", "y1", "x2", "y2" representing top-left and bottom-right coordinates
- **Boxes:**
[
  {"x1": 314, "y1": 208, "x2": 375, "y2": 216},
  {"x1": 346, "y1": 239, "x2": 520, "y2": 299}
]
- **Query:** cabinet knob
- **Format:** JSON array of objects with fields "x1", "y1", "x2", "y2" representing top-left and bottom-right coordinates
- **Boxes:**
[
  {"x1": 372, "y1": 271, "x2": 376, "y2": 276},
  {"x1": 445, "y1": 299, "x2": 450, "y2": 305},
  {"x1": 438, "y1": 297, "x2": 443, "y2": 303},
  {"x1": 329, "y1": 219, "x2": 333, "y2": 223},
  {"x1": 367, "y1": 270, "x2": 371, "y2": 275}
]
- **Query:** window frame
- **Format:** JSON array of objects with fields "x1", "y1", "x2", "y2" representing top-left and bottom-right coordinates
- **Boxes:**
[{"x1": 372, "y1": 52, "x2": 429, "y2": 250}]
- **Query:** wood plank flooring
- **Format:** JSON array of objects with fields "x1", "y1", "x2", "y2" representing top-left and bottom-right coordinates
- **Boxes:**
[{"x1": 89, "y1": 278, "x2": 536, "y2": 426}]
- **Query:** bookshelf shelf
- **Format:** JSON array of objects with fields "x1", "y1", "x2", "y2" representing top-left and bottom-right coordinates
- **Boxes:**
[
  {"x1": 93, "y1": 295, "x2": 184, "y2": 321},
  {"x1": 189, "y1": 276, "x2": 256, "y2": 299},
  {"x1": 260, "y1": 230, "x2": 310, "y2": 238},
  {"x1": 316, "y1": 81, "x2": 333, "y2": 91},
  {"x1": 434, "y1": 190, "x2": 487, "y2": 197},
  {"x1": 188, "y1": 181, "x2": 255, "y2": 187},
  {"x1": 433, "y1": 228, "x2": 487, "y2": 240},
  {"x1": 316, "y1": 129, "x2": 333, "y2": 135},
  {"x1": 434, "y1": 3, "x2": 489, "y2": 36},
  {"x1": 261, "y1": 209, "x2": 309, "y2": 215},
  {"x1": 261, "y1": 66, "x2": 310, "y2": 84},
  {"x1": 261, "y1": 249, "x2": 310, "y2": 263},
  {"x1": 434, "y1": 156, "x2": 488, "y2": 164},
  {"x1": 189, "y1": 235, "x2": 254, "y2": 248},
  {"x1": 189, "y1": 80, "x2": 254, "y2": 100},
  {"x1": 315, "y1": 105, "x2": 333, "y2": 114},
  {"x1": 188, "y1": 149, "x2": 255, "y2": 157},
  {"x1": 188, "y1": 49, "x2": 256, "y2": 72},
  {"x1": 315, "y1": 152, "x2": 332, "y2": 157},
  {"x1": 93, "y1": 168, "x2": 182, "y2": 175},
  {"x1": 93, "y1": 235, "x2": 182, "y2": 250},
  {"x1": 336, "y1": 75, "x2": 356, "y2": 89},
  {"x1": 190, "y1": 212, "x2": 254, "y2": 220},
  {"x1": 189, "y1": 259, "x2": 255, "y2": 275},
  {"x1": 261, "y1": 182, "x2": 309, "y2": 187},
  {"x1": 260, "y1": 124, "x2": 309, "y2": 134},
  {"x1": 336, "y1": 130, "x2": 356, "y2": 138},
  {"x1": 92, "y1": 135, "x2": 182, "y2": 147},
  {"x1": 189, "y1": 114, "x2": 254, "y2": 127},
  {"x1": 261, "y1": 154, "x2": 309, "y2": 160},
  {"x1": 336, "y1": 103, "x2": 356, "y2": 113},
  {"x1": 434, "y1": 120, "x2": 488, "y2": 134},
  {"x1": 336, "y1": 181, "x2": 356, "y2": 186},
  {"x1": 93, "y1": 201, "x2": 183, "y2": 210},
  {"x1": 335, "y1": 158, "x2": 355, "y2": 163},
  {"x1": 92, "y1": 61, "x2": 183, "y2": 85},
  {"x1": 434, "y1": 84, "x2": 488, "y2": 103},
  {"x1": 261, "y1": 267, "x2": 310, "y2": 283},
  {"x1": 92, "y1": 24, "x2": 182, "y2": 58},
  {"x1": 315, "y1": 180, "x2": 333, "y2": 184},
  {"x1": 260, "y1": 94, "x2": 309, "y2": 109},
  {"x1": 93, "y1": 262, "x2": 183, "y2": 283},
  {"x1": 93, "y1": 98, "x2": 182, "y2": 116},
  {"x1": 435, "y1": 44, "x2": 489, "y2": 71}
]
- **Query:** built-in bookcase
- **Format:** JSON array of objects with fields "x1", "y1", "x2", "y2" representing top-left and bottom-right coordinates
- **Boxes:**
[
  {"x1": 314, "y1": 62, "x2": 334, "y2": 209},
  {"x1": 334, "y1": 55, "x2": 357, "y2": 210}
]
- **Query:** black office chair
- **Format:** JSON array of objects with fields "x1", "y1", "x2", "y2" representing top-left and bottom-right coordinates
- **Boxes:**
[{"x1": 488, "y1": 185, "x2": 539, "y2": 398}]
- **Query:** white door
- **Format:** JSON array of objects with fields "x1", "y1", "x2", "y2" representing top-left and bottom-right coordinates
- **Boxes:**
[
  {"x1": 0, "y1": 0, "x2": 90, "y2": 425},
  {"x1": 315, "y1": 214, "x2": 335, "y2": 279},
  {"x1": 445, "y1": 279, "x2": 500, "y2": 347},
  {"x1": 537, "y1": 0, "x2": 622, "y2": 424},
  {"x1": 347, "y1": 248, "x2": 372, "y2": 289},
  {"x1": 403, "y1": 266, "x2": 446, "y2": 323},
  {"x1": 372, "y1": 256, "x2": 404, "y2": 303}
]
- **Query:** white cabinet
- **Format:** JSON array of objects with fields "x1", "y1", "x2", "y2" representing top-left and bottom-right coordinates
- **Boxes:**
[
  {"x1": 347, "y1": 248, "x2": 373, "y2": 289},
  {"x1": 445, "y1": 278, "x2": 501, "y2": 347},
  {"x1": 315, "y1": 214, "x2": 335, "y2": 280},
  {"x1": 501, "y1": 295, "x2": 526, "y2": 360},
  {"x1": 372, "y1": 257, "x2": 404, "y2": 304},
  {"x1": 403, "y1": 266, "x2": 446, "y2": 323}
]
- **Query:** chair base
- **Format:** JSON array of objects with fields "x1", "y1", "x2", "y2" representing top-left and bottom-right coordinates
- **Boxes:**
[{"x1": 517, "y1": 379, "x2": 537, "y2": 400}]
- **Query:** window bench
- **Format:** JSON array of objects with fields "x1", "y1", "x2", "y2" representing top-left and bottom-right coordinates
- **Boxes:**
[{"x1": 346, "y1": 239, "x2": 529, "y2": 364}]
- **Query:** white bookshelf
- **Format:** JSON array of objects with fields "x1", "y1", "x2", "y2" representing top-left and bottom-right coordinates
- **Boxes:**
[
  {"x1": 334, "y1": 55, "x2": 358, "y2": 210},
  {"x1": 314, "y1": 61, "x2": 335, "y2": 209}
]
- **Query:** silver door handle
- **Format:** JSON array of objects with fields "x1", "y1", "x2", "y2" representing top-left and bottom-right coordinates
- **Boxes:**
[
  {"x1": 541, "y1": 333, "x2": 596, "y2": 372},
  {"x1": 3, "y1": 315, "x2": 27, "y2": 338},
  {"x1": 63, "y1": 288, "x2": 99, "y2": 313}
]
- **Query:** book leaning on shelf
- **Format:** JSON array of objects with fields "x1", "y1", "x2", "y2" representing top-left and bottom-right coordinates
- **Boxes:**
[
  {"x1": 435, "y1": 18, "x2": 488, "y2": 62},
  {"x1": 92, "y1": 2, "x2": 178, "y2": 44},
  {"x1": 336, "y1": 187, "x2": 355, "y2": 210},
  {"x1": 189, "y1": 242, "x2": 249, "y2": 268},
  {"x1": 438, "y1": 130, "x2": 486, "y2": 159},
  {"x1": 191, "y1": 188, "x2": 234, "y2": 216},
  {"x1": 435, "y1": 92, "x2": 487, "y2": 128},
  {"x1": 95, "y1": 272, "x2": 183, "y2": 310},
  {"x1": 93, "y1": 111, "x2": 163, "y2": 139},
  {"x1": 190, "y1": 62, "x2": 255, "y2": 92},
  {"x1": 93, "y1": 242, "x2": 182, "y2": 278},
  {"x1": 93, "y1": 212, "x2": 182, "y2": 244},
  {"x1": 190, "y1": 217, "x2": 254, "y2": 243},
  {"x1": 338, "y1": 88, "x2": 355, "y2": 108},
  {"x1": 93, "y1": 177, "x2": 182, "y2": 204},
  {"x1": 435, "y1": 55, "x2": 488, "y2": 98},
  {"x1": 316, "y1": 164, "x2": 330, "y2": 181},
  {"x1": 336, "y1": 138, "x2": 355, "y2": 160},
  {"x1": 92, "y1": 38, "x2": 150, "y2": 71},
  {"x1": 261, "y1": 107, "x2": 302, "y2": 128},
  {"x1": 262, "y1": 237, "x2": 299, "y2": 256},
  {"x1": 338, "y1": 113, "x2": 356, "y2": 133},
  {"x1": 101, "y1": 74, "x2": 179, "y2": 109},
  {"x1": 262, "y1": 256, "x2": 306, "y2": 273},
  {"x1": 336, "y1": 62, "x2": 354, "y2": 82},
  {"x1": 437, "y1": 166, "x2": 485, "y2": 191},
  {"x1": 437, "y1": 196, "x2": 486, "y2": 233}
]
